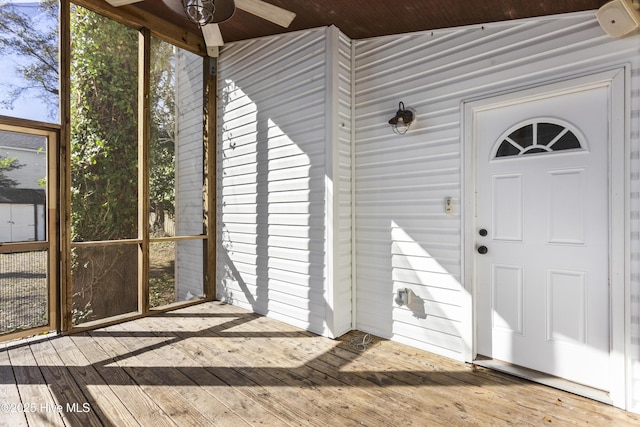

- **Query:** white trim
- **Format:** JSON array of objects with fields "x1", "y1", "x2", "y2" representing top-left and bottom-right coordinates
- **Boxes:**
[
  {"x1": 350, "y1": 36, "x2": 358, "y2": 331},
  {"x1": 626, "y1": 62, "x2": 634, "y2": 413},
  {"x1": 355, "y1": 10, "x2": 599, "y2": 44},
  {"x1": 462, "y1": 67, "x2": 628, "y2": 409},
  {"x1": 602, "y1": 65, "x2": 627, "y2": 409},
  {"x1": 460, "y1": 98, "x2": 474, "y2": 362},
  {"x1": 323, "y1": 25, "x2": 339, "y2": 338}
]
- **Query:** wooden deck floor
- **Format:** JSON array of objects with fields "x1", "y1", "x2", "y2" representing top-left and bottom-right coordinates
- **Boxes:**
[{"x1": 0, "y1": 302, "x2": 638, "y2": 427}]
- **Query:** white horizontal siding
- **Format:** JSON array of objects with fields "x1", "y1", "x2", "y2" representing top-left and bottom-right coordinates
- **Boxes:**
[
  {"x1": 175, "y1": 49, "x2": 204, "y2": 301},
  {"x1": 353, "y1": 11, "x2": 640, "y2": 379},
  {"x1": 216, "y1": 11, "x2": 640, "y2": 411},
  {"x1": 217, "y1": 29, "x2": 329, "y2": 334},
  {"x1": 0, "y1": 149, "x2": 45, "y2": 190}
]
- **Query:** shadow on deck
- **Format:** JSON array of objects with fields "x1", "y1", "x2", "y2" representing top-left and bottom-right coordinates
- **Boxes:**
[{"x1": 0, "y1": 301, "x2": 637, "y2": 426}]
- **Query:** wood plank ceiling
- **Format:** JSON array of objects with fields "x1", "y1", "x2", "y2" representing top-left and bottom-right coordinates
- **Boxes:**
[{"x1": 118, "y1": 0, "x2": 609, "y2": 44}]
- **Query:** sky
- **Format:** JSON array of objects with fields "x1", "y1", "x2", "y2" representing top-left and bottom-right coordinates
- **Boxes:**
[{"x1": 0, "y1": 1, "x2": 58, "y2": 124}]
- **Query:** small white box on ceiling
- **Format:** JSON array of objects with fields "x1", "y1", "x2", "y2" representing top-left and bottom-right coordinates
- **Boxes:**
[{"x1": 597, "y1": 0, "x2": 640, "y2": 38}]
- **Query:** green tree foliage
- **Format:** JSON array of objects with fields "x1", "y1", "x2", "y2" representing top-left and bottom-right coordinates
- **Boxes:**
[
  {"x1": 150, "y1": 39, "x2": 176, "y2": 234},
  {"x1": 70, "y1": 6, "x2": 139, "y2": 242},
  {"x1": 0, "y1": 154, "x2": 23, "y2": 188},
  {"x1": 0, "y1": 3, "x2": 177, "y2": 242},
  {"x1": 1, "y1": 2, "x2": 180, "y2": 323},
  {"x1": 69, "y1": 7, "x2": 141, "y2": 322}
]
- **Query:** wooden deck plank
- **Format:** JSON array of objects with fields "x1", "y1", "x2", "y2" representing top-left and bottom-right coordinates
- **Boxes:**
[
  {"x1": 244, "y1": 320, "x2": 512, "y2": 425},
  {"x1": 195, "y1": 304, "x2": 527, "y2": 426},
  {"x1": 175, "y1": 305, "x2": 475, "y2": 426},
  {"x1": 114, "y1": 316, "x2": 296, "y2": 427},
  {"x1": 174, "y1": 305, "x2": 568, "y2": 425},
  {"x1": 0, "y1": 343, "x2": 28, "y2": 427},
  {"x1": 360, "y1": 333, "x2": 640, "y2": 426},
  {"x1": 7, "y1": 343, "x2": 65, "y2": 427},
  {"x1": 110, "y1": 320, "x2": 256, "y2": 427},
  {"x1": 191, "y1": 303, "x2": 640, "y2": 426},
  {"x1": 28, "y1": 338, "x2": 103, "y2": 427},
  {"x1": 136, "y1": 313, "x2": 336, "y2": 426},
  {"x1": 203, "y1": 304, "x2": 561, "y2": 426},
  {"x1": 2, "y1": 301, "x2": 638, "y2": 427},
  {"x1": 327, "y1": 333, "x2": 593, "y2": 425},
  {"x1": 69, "y1": 333, "x2": 178, "y2": 427},
  {"x1": 111, "y1": 321, "x2": 292, "y2": 427},
  {"x1": 85, "y1": 329, "x2": 216, "y2": 427},
  {"x1": 48, "y1": 335, "x2": 140, "y2": 427},
  {"x1": 145, "y1": 311, "x2": 409, "y2": 427},
  {"x1": 335, "y1": 335, "x2": 569, "y2": 426},
  {"x1": 316, "y1": 332, "x2": 555, "y2": 426}
]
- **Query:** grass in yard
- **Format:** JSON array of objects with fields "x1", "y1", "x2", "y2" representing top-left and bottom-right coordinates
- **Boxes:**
[
  {"x1": 1, "y1": 240, "x2": 184, "y2": 337},
  {"x1": 149, "y1": 240, "x2": 176, "y2": 308},
  {"x1": 0, "y1": 251, "x2": 48, "y2": 335}
]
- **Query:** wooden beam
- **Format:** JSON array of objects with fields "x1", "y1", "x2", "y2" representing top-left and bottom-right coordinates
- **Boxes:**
[
  {"x1": 70, "y1": 239, "x2": 142, "y2": 247},
  {"x1": 72, "y1": 0, "x2": 207, "y2": 57},
  {"x1": 0, "y1": 241, "x2": 48, "y2": 254},
  {"x1": 138, "y1": 27, "x2": 151, "y2": 315},
  {"x1": 60, "y1": 0, "x2": 73, "y2": 333},
  {"x1": 47, "y1": 127, "x2": 59, "y2": 337},
  {"x1": 204, "y1": 57, "x2": 217, "y2": 301},
  {"x1": 0, "y1": 116, "x2": 61, "y2": 132},
  {"x1": 149, "y1": 235, "x2": 207, "y2": 243}
]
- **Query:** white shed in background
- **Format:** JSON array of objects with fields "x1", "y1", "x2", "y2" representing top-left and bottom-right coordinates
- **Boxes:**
[
  {"x1": 217, "y1": 11, "x2": 640, "y2": 412},
  {"x1": 0, "y1": 131, "x2": 47, "y2": 243}
]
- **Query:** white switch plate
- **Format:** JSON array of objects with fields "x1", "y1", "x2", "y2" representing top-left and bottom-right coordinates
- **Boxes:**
[{"x1": 445, "y1": 197, "x2": 454, "y2": 214}]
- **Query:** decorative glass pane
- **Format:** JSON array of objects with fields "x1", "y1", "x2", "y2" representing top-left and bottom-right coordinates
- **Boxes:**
[
  {"x1": 551, "y1": 132, "x2": 581, "y2": 151},
  {"x1": 537, "y1": 123, "x2": 565, "y2": 146},
  {"x1": 507, "y1": 124, "x2": 533, "y2": 149},
  {"x1": 495, "y1": 140, "x2": 521, "y2": 158},
  {"x1": 495, "y1": 121, "x2": 582, "y2": 159}
]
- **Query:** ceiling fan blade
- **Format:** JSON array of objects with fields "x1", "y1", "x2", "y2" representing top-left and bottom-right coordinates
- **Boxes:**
[
  {"x1": 105, "y1": 0, "x2": 143, "y2": 6},
  {"x1": 202, "y1": 23, "x2": 224, "y2": 56},
  {"x1": 210, "y1": 0, "x2": 236, "y2": 23},
  {"x1": 235, "y1": 0, "x2": 296, "y2": 28}
]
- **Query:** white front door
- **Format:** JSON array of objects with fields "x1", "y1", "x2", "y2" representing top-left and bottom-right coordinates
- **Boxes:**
[{"x1": 474, "y1": 81, "x2": 611, "y2": 391}]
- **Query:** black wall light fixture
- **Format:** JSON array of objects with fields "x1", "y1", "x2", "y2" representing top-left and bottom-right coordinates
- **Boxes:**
[{"x1": 388, "y1": 102, "x2": 415, "y2": 135}]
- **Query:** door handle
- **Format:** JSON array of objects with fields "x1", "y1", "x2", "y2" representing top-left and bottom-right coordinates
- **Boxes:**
[{"x1": 477, "y1": 246, "x2": 488, "y2": 255}]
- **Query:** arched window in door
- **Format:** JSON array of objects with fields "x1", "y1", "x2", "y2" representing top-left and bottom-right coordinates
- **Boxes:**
[{"x1": 494, "y1": 120, "x2": 583, "y2": 158}]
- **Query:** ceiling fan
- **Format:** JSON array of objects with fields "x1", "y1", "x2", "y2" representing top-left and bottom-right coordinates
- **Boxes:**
[{"x1": 105, "y1": 0, "x2": 296, "y2": 56}]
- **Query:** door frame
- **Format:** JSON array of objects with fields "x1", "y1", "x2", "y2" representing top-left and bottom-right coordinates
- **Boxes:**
[
  {"x1": 0, "y1": 119, "x2": 59, "y2": 342},
  {"x1": 461, "y1": 67, "x2": 628, "y2": 409}
]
